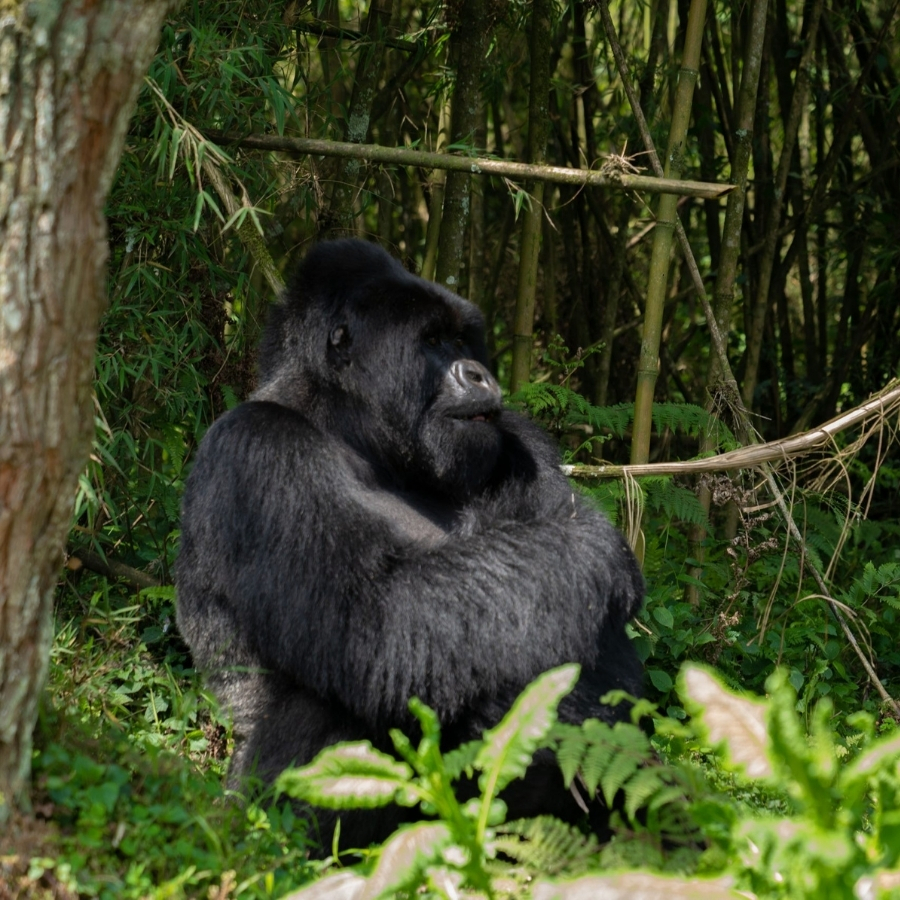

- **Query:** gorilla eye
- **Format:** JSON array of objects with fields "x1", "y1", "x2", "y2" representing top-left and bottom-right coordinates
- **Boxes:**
[
  {"x1": 453, "y1": 337, "x2": 465, "y2": 350},
  {"x1": 425, "y1": 335, "x2": 440, "y2": 348}
]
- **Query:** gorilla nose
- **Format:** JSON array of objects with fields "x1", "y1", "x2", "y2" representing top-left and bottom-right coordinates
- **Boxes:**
[{"x1": 450, "y1": 359, "x2": 502, "y2": 400}]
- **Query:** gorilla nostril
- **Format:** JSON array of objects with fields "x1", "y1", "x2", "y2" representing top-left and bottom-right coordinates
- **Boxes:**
[{"x1": 451, "y1": 359, "x2": 498, "y2": 395}]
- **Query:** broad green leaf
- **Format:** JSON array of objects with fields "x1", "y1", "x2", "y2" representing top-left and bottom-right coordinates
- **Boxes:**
[
  {"x1": 854, "y1": 869, "x2": 900, "y2": 899},
  {"x1": 281, "y1": 871, "x2": 366, "y2": 900},
  {"x1": 476, "y1": 664, "x2": 579, "y2": 796},
  {"x1": 531, "y1": 872, "x2": 741, "y2": 899},
  {"x1": 840, "y1": 731, "x2": 900, "y2": 792},
  {"x1": 359, "y1": 822, "x2": 450, "y2": 900},
  {"x1": 276, "y1": 742, "x2": 416, "y2": 809},
  {"x1": 680, "y1": 665, "x2": 772, "y2": 779}
]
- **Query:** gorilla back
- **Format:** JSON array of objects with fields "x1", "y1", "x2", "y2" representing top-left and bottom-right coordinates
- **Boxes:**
[{"x1": 176, "y1": 239, "x2": 645, "y2": 850}]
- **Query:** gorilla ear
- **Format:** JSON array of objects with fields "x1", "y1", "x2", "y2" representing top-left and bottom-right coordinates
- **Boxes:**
[{"x1": 328, "y1": 325, "x2": 353, "y2": 368}]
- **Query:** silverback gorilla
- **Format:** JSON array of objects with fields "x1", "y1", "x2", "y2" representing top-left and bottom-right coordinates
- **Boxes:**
[{"x1": 176, "y1": 239, "x2": 645, "y2": 849}]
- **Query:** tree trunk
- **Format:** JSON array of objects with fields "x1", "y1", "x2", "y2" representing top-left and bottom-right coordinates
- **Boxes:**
[{"x1": 0, "y1": 0, "x2": 176, "y2": 819}]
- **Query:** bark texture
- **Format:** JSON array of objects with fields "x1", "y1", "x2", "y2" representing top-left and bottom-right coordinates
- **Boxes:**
[{"x1": 0, "y1": 0, "x2": 176, "y2": 816}]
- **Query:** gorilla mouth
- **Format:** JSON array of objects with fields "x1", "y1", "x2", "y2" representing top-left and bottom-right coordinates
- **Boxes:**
[{"x1": 460, "y1": 410, "x2": 499, "y2": 424}]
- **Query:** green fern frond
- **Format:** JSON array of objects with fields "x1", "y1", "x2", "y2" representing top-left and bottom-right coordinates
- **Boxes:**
[
  {"x1": 552, "y1": 723, "x2": 588, "y2": 787},
  {"x1": 161, "y1": 423, "x2": 186, "y2": 474},
  {"x1": 512, "y1": 390, "x2": 735, "y2": 452},
  {"x1": 443, "y1": 739, "x2": 481, "y2": 780},
  {"x1": 623, "y1": 766, "x2": 668, "y2": 821},
  {"x1": 598, "y1": 749, "x2": 641, "y2": 807},
  {"x1": 579, "y1": 735, "x2": 622, "y2": 798},
  {"x1": 643, "y1": 480, "x2": 710, "y2": 529},
  {"x1": 581, "y1": 403, "x2": 633, "y2": 438},
  {"x1": 493, "y1": 816, "x2": 599, "y2": 876}
]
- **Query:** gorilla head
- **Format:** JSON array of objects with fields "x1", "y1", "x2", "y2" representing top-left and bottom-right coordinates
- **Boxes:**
[{"x1": 256, "y1": 239, "x2": 504, "y2": 498}]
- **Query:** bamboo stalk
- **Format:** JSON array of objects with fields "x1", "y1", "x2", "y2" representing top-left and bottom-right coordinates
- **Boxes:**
[
  {"x1": 205, "y1": 131, "x2": 735, "y2": 199},
  {"x1": 687, "y1": 0, "x2": 769, "y2": 603},
  {"x1": 421, "y1": 97, "x2": 451, "y2": 282},
  {"x1": 740, "y1": 0, "x2": 824, "y2": 408},
  {"x1": 467, "y1": 104, "x2": 488, "y2": 310},
  {"x1": 596, "y1": 4, "x2": 739, "y2": 407},
  {"x1": 595, "y1": 2, "x2": 899, "y2": 714},
  {"x1": 510, "y1": 0, "x2": 552, "y2": 392},
  {"x1": 435, "y1": 0, "x2": 493, "y2": 291},
  {"x1": 628, "y1": 0, "x2": 708, "y2": 473},
  {"x1": 324, "y1": 0, "x2": 396, "y2": 233}
]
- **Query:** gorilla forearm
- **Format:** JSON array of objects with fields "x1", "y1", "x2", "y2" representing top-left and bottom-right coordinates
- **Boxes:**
[{"x1": 291, "y1": 519, "x2": 639, "y2": 725}]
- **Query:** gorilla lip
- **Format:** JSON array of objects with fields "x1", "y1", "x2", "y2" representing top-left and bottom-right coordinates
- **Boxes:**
[{"x1": 458, "y1": 410, "x2": 498, "y2": 424}]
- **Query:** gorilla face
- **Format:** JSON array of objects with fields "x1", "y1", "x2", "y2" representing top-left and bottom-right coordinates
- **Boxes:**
[
  {"x1": 258, "y1": 240, "x2": 505, "y2": 497},
  {"x1": 341, "y1": 284, "x2": 504, "y2": 497},
  {"x1": 415, "y1": 333, "x2": 504, "y2": 498}
]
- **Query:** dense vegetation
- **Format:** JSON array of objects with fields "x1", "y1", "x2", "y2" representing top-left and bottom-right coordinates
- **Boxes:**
[{"x1": 6, "y1": 0, "x2": 900, "y2": 896}]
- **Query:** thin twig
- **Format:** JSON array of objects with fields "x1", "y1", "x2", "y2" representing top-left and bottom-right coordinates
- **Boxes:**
[{"x1": 67, "y1": 548, "x2": 161, "y2": 592}]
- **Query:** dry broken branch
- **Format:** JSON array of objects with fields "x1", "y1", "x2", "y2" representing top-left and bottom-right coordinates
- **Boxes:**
[{"x1": 563, "y1": 380, "x2": 900, "y2": 479}]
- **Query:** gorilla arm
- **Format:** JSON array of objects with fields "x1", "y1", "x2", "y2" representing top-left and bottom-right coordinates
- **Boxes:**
[{"x1": 181, "y1": 401, "x2": 644, "y2": 730}]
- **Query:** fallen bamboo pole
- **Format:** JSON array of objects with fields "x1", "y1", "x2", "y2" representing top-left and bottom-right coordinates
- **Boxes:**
[{"x1": 204, "y1": 131, "x2": 735, "y2": 200}]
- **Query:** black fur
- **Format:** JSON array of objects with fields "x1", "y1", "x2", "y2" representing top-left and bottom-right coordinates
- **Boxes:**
[{"x1": 176, "y1": 239, "x2": 645, "y2": 849}]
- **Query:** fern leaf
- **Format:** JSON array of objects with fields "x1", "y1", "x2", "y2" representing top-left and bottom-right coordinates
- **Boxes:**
[
  {"x1": 443, "y1": 740, "x2": 481, "y2": 781},
  {"x1": 598, "y1": 750, "x2": 641, "y2": 808},
  {"x1": 579, "y1": 740, "x2": 618, "y2": 798},
  {"x1": 552, "y1": 723, "x2": 588, "y2": 788},
  {"x1": 495, "y1": 816, "x2": 599, "y2": 876},
  {"x1": 623, "y1": 766, "x2": 665, "y2": 823}
]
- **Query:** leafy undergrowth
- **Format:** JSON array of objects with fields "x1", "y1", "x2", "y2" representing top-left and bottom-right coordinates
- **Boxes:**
[
  {"x1": 21, "y1": 576, "x2": 900, "y2": 900},
  {"x1": 275, "y1": 665, "x2": 900, "y2": 899},
  {"x1": 12, "y1": 583, "x2": 320, "y2": 899}
]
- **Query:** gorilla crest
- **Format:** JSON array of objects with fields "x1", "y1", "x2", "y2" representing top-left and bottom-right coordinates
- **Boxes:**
[{"x1": 176, "y1": 239, "x2": 645, "y2": 850}]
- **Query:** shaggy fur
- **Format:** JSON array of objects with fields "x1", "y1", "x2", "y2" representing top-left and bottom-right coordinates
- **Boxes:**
[{"x1": 176, "y1": 239, "x2": 645, "y2": 850}]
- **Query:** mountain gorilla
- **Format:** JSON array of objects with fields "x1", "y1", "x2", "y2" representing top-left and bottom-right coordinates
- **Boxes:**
[{"x1": 176, "y1": 239, "x2": 645, "y2": 850}]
